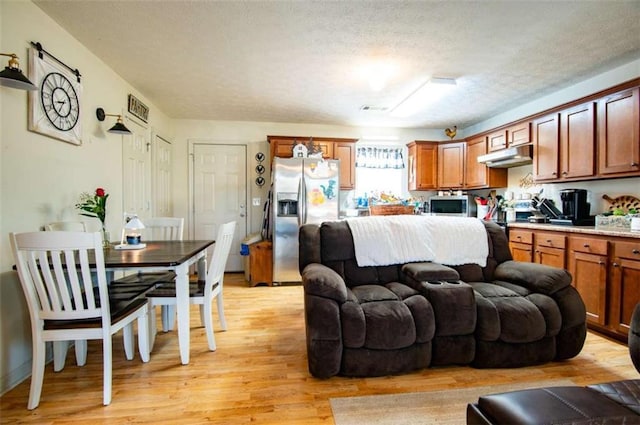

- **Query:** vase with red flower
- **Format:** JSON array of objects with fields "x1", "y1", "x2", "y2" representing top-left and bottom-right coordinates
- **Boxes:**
[{"x1": 76, "y1": 187, "x2": 110, "y2": 248}]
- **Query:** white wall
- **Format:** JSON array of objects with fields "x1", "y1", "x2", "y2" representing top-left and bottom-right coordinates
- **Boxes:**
[{"x1": 0, "y1": 1, "x2": 173, "y2": 394}]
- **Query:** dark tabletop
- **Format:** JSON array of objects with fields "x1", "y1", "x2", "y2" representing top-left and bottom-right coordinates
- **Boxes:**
[{"x1": 100, "y1": 240, "x2": 215, "y2": 268}]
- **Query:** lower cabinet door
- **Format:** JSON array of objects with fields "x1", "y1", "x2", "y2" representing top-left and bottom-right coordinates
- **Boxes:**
[{"x1": 570, "y1": 251, "x2": 607, "y2": 326}]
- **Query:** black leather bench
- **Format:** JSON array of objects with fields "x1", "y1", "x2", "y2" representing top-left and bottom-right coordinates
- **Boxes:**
[{"x1": 467, "y1": 303, "x2": 640, "y2": 424}]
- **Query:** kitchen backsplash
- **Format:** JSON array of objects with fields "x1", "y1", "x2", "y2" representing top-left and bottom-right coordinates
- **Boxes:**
[{"x1": 506, "y1": 165, "x2": 640, "y2": 216}]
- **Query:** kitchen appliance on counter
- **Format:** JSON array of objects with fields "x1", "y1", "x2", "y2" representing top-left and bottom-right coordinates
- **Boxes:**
[
  {"x1": 428, "y1": 195, "x2": 476, "y2": 217},
  {"x1": 272, "y1": 157, "x2": 340, "y2": 283},
  {"x1": 549, "y1": 188, "x2": 595, "y2": 225}
]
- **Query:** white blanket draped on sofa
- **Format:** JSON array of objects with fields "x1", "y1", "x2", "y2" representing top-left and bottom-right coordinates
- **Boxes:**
[{"x1": 345, "y1": 215, "x2": 488, "y2": 267}]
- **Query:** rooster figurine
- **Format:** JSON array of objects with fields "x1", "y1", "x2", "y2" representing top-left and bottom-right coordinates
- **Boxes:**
[{"x1": 445, "y1": 126, "x2": 457, "y2": 140}]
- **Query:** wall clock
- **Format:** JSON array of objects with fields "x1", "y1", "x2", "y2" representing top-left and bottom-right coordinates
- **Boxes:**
[{"x1": 27, "y1": 47, "x2": 82, "y2": 145}]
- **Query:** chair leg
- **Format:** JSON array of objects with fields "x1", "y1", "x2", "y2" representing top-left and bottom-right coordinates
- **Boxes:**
[
  {"x1": 53, "y1": 341, "x2": 68, "y2": 372},
  {"x1": 148, "y1": 305, "x2": 157, "y2": 351},
  {"x1": 202, "y1": 302, "x2": 216, "y2": 351},
  {"x1": 103, "y1": 334, "x2": 112, "y2": 406},
  {"x1": 161, "y1": 305, "x2": 176, "y2": 331},
  {"x1": 216, "y1": 293, "x2": 228, "y2": 331},
  {"x1": 75, "y1": 339, "x2": 87, "y2": 366},
  {"x1": 28, "y1": 339, "x2": 46, "y2": 410},
  {"x1": 123, "y1": 323, "x2": 135, "y2": 360},
  {"x1": 137, "y1": 308, "x2": 150, "y2": 363}
]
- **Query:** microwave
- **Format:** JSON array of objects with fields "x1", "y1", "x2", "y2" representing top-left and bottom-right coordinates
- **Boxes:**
[{"x1": 428, "y1": 195, "x2": 476, "y2": 217}]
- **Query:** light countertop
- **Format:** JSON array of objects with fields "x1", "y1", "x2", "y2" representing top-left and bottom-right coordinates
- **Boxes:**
[{"x1": 507, "y1": 222, "x2": 640, "y2": 239}]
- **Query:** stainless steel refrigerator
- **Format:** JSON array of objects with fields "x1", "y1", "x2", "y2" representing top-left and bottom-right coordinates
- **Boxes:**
[{"x1": 272, "y1": 157, "x2": 340, "y2": 283}]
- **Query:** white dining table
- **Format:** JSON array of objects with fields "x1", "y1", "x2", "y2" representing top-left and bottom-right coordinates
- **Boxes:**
[{"x1": 98, "y1": 240, "x2": 215, "y2": 365}]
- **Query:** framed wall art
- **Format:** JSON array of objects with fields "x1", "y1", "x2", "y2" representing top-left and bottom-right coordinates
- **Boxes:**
[{"x1": 27, "y1": 43, "x2": 82, "y2": 146}]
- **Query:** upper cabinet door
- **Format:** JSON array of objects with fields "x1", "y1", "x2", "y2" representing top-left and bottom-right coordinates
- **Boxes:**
[
  {"x1": 598, "y1": 87, "x2": 640, "y2": 176},
  {"x1": 438, "y1": 142, "x2": 465, "y2": 189},
  {"x1": 560, "y1": 102, "x2": 596, "y2": 180},
  {"x1": 533, "y1": 113, "x2": 560, "y2": 181},
  {"x1": 487, "y1": 130, "x2": 507, "y2": 152},
  {"x1": 507, "y1": 122, "x2": 532, "y2": 147},
  {"x1": 407, "y1": 141, "x2": 438, "y2": 190}
]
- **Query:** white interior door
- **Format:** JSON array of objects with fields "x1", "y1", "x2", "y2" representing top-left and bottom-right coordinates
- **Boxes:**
[
  {"x1": 122, "y1": 117, "x2": 151, "y2": 219},
  {"x1": 154, "y1": 135, "x2": 172, "y2": 216},
  {"x1": 192, "y1": 144, "x2": 247, "y2": 271}
]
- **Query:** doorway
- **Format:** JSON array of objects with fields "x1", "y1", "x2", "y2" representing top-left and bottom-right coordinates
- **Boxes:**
[{"x1": 190, "y1": 143, "x2": 247, "y2": 271}]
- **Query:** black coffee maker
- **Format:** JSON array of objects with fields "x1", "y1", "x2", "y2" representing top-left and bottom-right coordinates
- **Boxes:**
[{"x1": 559, "y1": 189, "x2": 594, "y2": 225}]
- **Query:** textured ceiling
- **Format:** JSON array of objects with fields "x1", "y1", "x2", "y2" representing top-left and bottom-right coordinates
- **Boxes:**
[{"x1": 34, "y1": 1, "x2": 640, "y2": 129}]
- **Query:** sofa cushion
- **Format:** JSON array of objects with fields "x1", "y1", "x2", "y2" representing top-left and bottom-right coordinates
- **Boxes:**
[
  {"x1": 362, "y1": 300, "x2": 416, "y2": 349},
  {"x1": 402, "y1": 262, "x2": 460, "y2": 282},
  {"x1": 472, "y1": 282, "x2": 546, "y2": 343}
]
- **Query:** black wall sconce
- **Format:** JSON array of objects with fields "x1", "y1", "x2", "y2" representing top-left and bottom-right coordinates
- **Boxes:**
[
  {"x1": 96, "y1": 108, "x2": 131, "y2": 134},
  {"x1": 0, "y1": 52, "x2": 38, "y2": 90}
]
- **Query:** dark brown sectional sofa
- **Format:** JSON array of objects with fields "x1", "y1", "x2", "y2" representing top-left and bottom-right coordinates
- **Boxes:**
[{"x1": 299, "y1": 219, "x2": 587, "y2": 378}]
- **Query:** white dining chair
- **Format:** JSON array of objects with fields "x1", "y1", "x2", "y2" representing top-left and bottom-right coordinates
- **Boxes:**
[
  {"x1": 45, "y1": 221, "x2": 87, "y2": 232},
  {"x1": 10, "y1": 231, "x2": 150, "y2": 409},
  {"x1": 146, "y1": 221, "x2": 236, "y2": 351},
  {"x1": 141, "y1": 217, "x2": 184, "y2": 241}
]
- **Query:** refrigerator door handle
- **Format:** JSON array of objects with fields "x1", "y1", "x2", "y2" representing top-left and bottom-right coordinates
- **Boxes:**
[{"x1": 297, "y1": 177, "x2": 304, "y2": 227}]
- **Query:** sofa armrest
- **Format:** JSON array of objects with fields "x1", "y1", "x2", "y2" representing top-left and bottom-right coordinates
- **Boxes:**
[
  {"x1": 493, "y1": 260, "x2": 571, "y2": 295},
  {"x1": 302, "y1": 263, "x2": 349, "y2": 303}
]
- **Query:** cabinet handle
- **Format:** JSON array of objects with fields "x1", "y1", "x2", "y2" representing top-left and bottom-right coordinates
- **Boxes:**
[
  {"x1": 546, "y1": 239, "x2": 552, "y2": 243},
  {"x1": 562, "y1": 171, "x2": 567, "y2": 175},
  {"x1": 552, "y1": 172, "x2": 557, "y2": 176},
  {"x1": 632, "y1": 162, "x2": 638, "y2": 167},
  {"x1": 598, "y1": 261, "x2": 604, "y2": 265},
  {"x1": 633, "y1": 249, "x2": 639, "y2": 255},
  {"x1": 517, "y1": 236, "x2": 522, "y2": 240},
  {"x1": 613, "y1": 262, "x2": 619, "y2": 267},
  {"x1": 583, "y1": 244, "x2": 590, "y2": 248}
]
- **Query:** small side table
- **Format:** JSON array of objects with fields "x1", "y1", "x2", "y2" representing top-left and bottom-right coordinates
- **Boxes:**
[{"x1": 248, "y1": 240, "x2": 273, "y2": 286}]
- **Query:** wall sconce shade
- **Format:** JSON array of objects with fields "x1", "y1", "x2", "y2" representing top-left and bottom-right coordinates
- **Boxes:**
[
  {"x1": 96, "y1": 107, "x2": 132, "y2": 134},
  {"x1": 0, "y1": 53, "x2": 38, "y2": 91}
]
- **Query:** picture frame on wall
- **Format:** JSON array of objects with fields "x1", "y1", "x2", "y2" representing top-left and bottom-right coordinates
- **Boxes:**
[{"x1": 128, "y1": 94, "x2": 149, "y2": 123}]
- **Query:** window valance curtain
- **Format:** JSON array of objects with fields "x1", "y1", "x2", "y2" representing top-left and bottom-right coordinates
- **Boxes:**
[{"x1": 355, "y1": 147, "x2": 405, "y2": 169}]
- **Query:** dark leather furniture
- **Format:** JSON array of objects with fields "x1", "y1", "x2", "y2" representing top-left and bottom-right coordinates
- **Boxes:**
[
  {"x1": 467, "y1": 303, "x2": 640, "y2": 424},
  {"x1": 299, "y1": 219, "x2": 587, "y2": 378}
]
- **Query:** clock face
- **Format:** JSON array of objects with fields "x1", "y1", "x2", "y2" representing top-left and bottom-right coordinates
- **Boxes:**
[{"x1": 40, "y1": 72, "x2": 80, "y2": 131}]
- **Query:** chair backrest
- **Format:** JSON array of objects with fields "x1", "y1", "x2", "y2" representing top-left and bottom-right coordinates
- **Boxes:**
[
  {"x1": 141, "y1": 217, "x2": 184, "y2": 241},
  {"x1": 204, "y1": 221, "x2": 236, "y2": 294},
  {"x1": 10, "y1": 231, "x2": 111, "y2": 326},
  {"x1": 46, "y1": 221, "x2": 87, "y2": 232}
]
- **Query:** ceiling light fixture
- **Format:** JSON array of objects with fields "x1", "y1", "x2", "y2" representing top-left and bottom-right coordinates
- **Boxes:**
[
  {"x1": 0, "y1": 52, "x2": 38, "y2": 91},
  {"x1": 96, "y1": 108, "x2": 132, "y2": 134},
  {"x1": 390, "y1": 77, "x2": 457, "y2": 118}
]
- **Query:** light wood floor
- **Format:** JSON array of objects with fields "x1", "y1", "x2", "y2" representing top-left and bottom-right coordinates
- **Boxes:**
[{"x1": 1, "y1": 272, "x2": 637, "y2": 424}]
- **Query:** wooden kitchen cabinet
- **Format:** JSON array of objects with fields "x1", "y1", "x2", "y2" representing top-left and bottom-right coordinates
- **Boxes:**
[
  {"x1": 533, "y1": 113, "x2": 560, "y2": 181},
  {"x1": 465, "y1": 136, "x2": 507, "y2": 189},
  {"x1": 568, "y1": 236, "x2": 608, "y2": 326},
  {"x1": 267, "y1": 135, "x2": 357, "y2": 190},
  {"x1": 507, "y1": 121, "x2": 531, "y2": 147},
  {"x1": 598, "y1": 87, "x2": 640, "y2": 177},
  {"x1": 534, "y1": 231, "x2": 566, "y2": 268},
  {"x1": 438, "y1": 142, "x2": 465, "y2": 189},
  {"x1": 533, "y1": 102, "x2": 596, "y2": 182},
  {"x1": 560, "y1": 102, "x2": 596, "y2": 180},
  {"x1": 508, "y1": 229, "x2": 534, "y2": 262},
  {"x1": 334, "y1": 141, "x2": 356, "y2": 190},
  {"x1": 487, "y1": 129, "x2": 507, "y2": 152},
  {"x1": 407, "y1": 141, "x2": 438, "y2": 190},
  {"x1": 610, "y1": 240, "x2": 640, "y2": 335}
]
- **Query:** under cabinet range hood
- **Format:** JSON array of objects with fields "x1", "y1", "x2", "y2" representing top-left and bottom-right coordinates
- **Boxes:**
[{"x1": 477, "y1": 144, "x2": 533, "y2": 168}]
